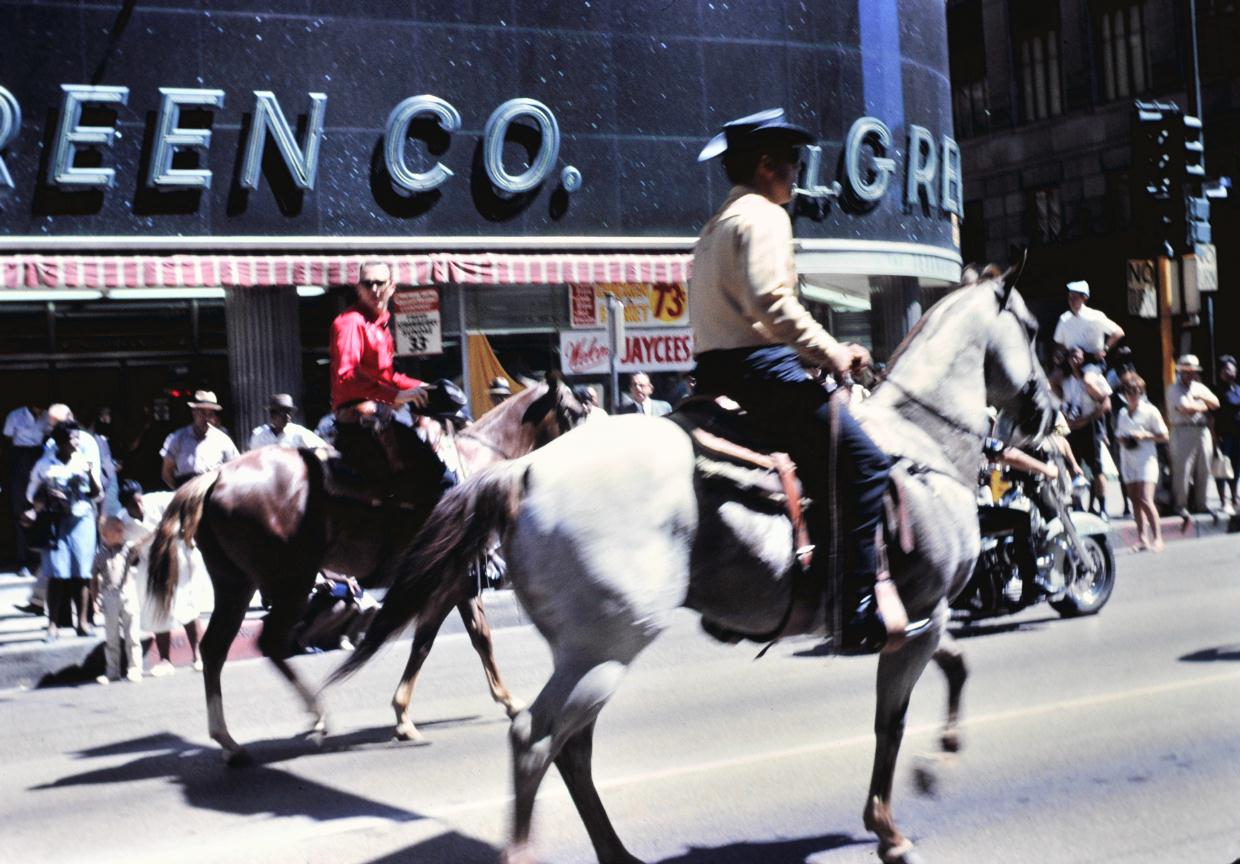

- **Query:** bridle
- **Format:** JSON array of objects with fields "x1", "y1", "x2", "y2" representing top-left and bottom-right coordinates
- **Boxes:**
[{"x1": 879, "y1": 301, "x2": 1046, "y2": 471}]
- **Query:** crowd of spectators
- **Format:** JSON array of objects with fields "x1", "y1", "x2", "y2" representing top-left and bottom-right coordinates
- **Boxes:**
[{"x1": 0, "y1": 388, "x2": 370, "y2": 678}]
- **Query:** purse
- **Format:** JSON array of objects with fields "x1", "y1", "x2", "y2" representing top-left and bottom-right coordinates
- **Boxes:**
[{"x1": 1211, "y1": 451, "x2": 1236, "y2": 481}]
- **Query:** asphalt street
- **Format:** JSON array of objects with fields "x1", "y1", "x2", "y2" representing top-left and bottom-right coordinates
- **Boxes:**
[{"x1": 2, "y1": 534, "x2": 1238, "y2": 864}]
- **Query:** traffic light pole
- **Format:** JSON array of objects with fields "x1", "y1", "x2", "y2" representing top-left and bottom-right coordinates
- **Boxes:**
[
  {"x1": 1185, "y1": 0, "x2": 1217, "y2": 384},
  {"x1": 1158, "y1": 256, "x2": 1176, "y2": 394}
]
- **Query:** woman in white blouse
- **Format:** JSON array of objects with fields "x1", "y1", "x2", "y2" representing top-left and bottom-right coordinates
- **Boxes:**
[{"x1": 1115, "y1": 372, "x2": 1170, "y2": 551}]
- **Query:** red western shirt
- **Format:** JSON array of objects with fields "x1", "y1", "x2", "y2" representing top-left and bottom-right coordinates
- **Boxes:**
[{"x1": 330, "y1": 304, "x2": 422, "y2": 409}]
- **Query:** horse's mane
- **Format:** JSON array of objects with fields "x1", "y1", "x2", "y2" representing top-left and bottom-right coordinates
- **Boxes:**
[{"x1": 882, "y1": 264, "x2": 1006, "y2": 375}]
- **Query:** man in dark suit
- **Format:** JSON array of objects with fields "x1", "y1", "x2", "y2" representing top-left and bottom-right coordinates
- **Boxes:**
[{"x1": 617, "y1": 372, "x2": 672, "y2": 416}]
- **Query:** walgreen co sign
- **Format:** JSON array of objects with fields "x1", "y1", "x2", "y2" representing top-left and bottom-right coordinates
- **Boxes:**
[{"x1": 0, "y1": 0, "x2": 958, "y2": 254}]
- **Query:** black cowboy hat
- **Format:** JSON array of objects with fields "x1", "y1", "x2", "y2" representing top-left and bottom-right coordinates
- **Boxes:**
[{"x1": 697, "y1": 108, "x2": 815, "y2": 162}]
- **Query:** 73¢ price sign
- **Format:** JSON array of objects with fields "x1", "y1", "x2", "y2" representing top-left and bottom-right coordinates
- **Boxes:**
[{"x1": 569, "y1": 282, "x2": 688, "y2": 328}]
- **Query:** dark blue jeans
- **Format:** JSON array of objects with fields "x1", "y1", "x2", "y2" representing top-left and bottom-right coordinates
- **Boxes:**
[{"x1": 694, "y1": 346, "x2": 891, "y2": 587}]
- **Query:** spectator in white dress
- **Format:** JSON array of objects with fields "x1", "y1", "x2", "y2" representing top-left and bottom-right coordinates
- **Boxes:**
[
  {"x1": 1115, "y1": 372, "x2": 1170, "y2": 552},
  {"x1": 248, "y1": 393, "x2": 326, "y2": 451},
  {"x1": 118, "y1": 480, "x2": 210, "y2": 674}
]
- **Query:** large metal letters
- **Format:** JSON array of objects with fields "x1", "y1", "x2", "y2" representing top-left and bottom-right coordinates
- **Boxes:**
[
  {"x1": 384, "y1": 95, "x2": 461, "y2": 194},
  {"x1": 6, "y1": 80, "x2": 960, "y2": 222},
  {"x1": 0, "y1": 85, "x2": 19, "y2": 190},
  {"x1": 240, "y1": 90, "x2": 327, "y2": 191},
  {"x1": 843, "y1": 116, "x2": 896, "y2": 203},
  {"x1": 482, "y1": 98, "x2": 561, "y2": 195},
  {"x1": 904, "y1": 124, "x2": 937, "y2": 209},
  {"x1": 49, "y1": 84, "x2": 130, "y2": 187},
  {"x1": 148, "y1": 88, "x2": 226, "y2": 189}
]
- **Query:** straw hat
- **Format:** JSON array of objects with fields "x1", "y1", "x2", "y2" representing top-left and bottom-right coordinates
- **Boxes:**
[
  {"x1": 187, "y1": 390, "x2": 223, "y2": 410},
  {"x1": 1176, "y1": 354, "x2": 1202, "y2": 372}
]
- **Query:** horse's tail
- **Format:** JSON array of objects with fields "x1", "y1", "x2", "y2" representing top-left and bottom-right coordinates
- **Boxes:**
[
  {"x1": 328, "y1": 458, "x2": 530, "y2": 685},
  {"x1": 147, "y1": 471, "x2": 218, "y2": 617}
]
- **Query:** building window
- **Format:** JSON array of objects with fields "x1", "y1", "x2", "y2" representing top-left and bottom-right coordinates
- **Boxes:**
[
  {"x1": 962, "y1": 200, "x2": 986, "y2": 263},
  {"x1": 1097, "y1": 3, "x2": 1148, "y2": 100},
  {"x1": 1018, "y1": 30, "x2": 1063, "y2": 122},
  {"x1": 948, "y1": 0, "x2": 989, "y2": 137},
  {"x1": 1028, "y1": 186, "x2": 1062, "y2": 244}
]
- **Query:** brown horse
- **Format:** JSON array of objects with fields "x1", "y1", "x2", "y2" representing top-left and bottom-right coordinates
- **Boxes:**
[{"x1": 147, "y1": 378, "x2": 585, "y2": 763}]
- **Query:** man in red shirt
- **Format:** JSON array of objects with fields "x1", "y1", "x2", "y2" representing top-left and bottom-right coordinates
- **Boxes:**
[{"x1": 330, "y1": 261, "x2": 450, "y2": 496}]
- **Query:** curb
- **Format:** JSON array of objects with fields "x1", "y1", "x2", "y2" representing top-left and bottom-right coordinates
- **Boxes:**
[
  {"x1": 0, "y1": 589, "x2": 528, "y2": 692},
  {"x1": 1109, "y1": 511, "x2": 1239, "y2": 550}
]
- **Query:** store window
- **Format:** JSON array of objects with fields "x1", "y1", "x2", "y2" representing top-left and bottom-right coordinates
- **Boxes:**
[
  {"x1": 1018, "y1": 29, "x2": 1063, "y2": 122},
  {"x1": 1096, "y1": 2, "x2": 1148, "y2": 101},
  {"x1": 1028, "y1": 186, "x2": 1063, "y2": 244},
  {"x1": 948, "y1": 0, "x2": 990, "y2": 137}
]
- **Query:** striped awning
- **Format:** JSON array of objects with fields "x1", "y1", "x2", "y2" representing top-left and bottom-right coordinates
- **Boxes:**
[{"x1": 0, "y1": 252, "x2": 694, "y2": 290}]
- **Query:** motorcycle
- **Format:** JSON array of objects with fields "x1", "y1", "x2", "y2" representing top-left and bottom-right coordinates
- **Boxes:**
[{"x1": 953, "y1": 451, "x2": 1116, "y2": 621}]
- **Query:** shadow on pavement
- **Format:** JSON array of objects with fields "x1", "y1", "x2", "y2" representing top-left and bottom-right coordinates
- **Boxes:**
[
  {"x1": 948, "y1": 615, "x2": 1056, "y2": 639},
  {"x1": 362, "y1": 830, "x2": 866, "y2": 864},
  {"x1": 29, "y1": 731, "x2": 425, "y2": 824},
  {"x1": 365, "y1": 831, "x2": 499, "y2": 864},
  {"x1": 654, "y1": 832, "x2": 866, "y2": 863},
  {"x1": 791, "y1": 614, "x2": 1055, "y2": 658},
  {"x1": 1179, "y1": 645, "x2": 1240, "y2": 662}
]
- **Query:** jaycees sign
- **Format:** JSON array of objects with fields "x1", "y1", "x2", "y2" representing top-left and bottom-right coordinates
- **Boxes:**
[{"x1": 560, "y1": 329, "x2": 694, "y2": 375}]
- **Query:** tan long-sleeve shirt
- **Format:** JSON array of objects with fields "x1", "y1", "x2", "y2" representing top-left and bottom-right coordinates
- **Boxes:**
[{"x1": 689, "y1": 185, "x2": 839, "y2": 367}]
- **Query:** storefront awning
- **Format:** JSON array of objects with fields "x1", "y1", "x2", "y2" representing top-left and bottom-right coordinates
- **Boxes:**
[{"x1": 0, "y1": 252, "x2": 695, "y2": 292}]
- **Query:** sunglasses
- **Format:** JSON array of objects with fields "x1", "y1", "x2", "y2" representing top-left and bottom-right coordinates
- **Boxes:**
[{"x1": 358, "y1": 279, "x2": 389, "y2": 289}]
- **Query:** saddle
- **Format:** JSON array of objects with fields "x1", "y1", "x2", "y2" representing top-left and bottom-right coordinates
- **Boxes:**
[
  {"x1": 314, "y1": 412, "x2": 450, "y2": 510},
  {"x1": 670, "y1": 396, "x2": 915, "y2": 648},
  {"x1": 670, "y1": 397, "x2": 820, "y2": 642}
]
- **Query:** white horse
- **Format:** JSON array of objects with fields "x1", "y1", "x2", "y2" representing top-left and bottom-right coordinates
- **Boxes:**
[{"x1": 333, "y1": 267, "x2": 1055, "y2": 864}]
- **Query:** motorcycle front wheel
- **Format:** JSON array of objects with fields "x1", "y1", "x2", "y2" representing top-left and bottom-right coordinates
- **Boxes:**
[{"x1": 1051, "y1": 535, "x2": 1115, "y2": 617}]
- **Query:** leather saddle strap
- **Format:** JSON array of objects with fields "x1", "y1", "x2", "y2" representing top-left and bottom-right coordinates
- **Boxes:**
[
  {"x1": 771, "y1": 452, "x2": 812, "y2": 570},
  {"x1": 772, "y1": 451, "x2": 822, "y2": 639}
]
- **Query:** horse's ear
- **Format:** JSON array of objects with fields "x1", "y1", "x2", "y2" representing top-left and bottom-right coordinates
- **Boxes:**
[{"x1": 997, "y1": 248, "x2": 1028, "y2": 306}]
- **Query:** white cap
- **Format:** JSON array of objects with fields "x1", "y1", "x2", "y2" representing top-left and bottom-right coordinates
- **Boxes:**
[{"x1": 1066, "y1": 280, "x2": 1090, "y2": 297}]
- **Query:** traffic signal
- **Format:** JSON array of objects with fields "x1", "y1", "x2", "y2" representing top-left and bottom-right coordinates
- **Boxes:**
[
  {"x1": 1132, "y1": 101, "x2": 1180, "y2": 255},
  {"x1": 1181, "y1": 114, "x2": 1211, "y2": 248}
]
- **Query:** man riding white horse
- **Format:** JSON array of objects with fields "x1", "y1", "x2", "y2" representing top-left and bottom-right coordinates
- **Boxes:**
[{"x1": 690, "y1": 108, "x2": 892, "y2": 653}]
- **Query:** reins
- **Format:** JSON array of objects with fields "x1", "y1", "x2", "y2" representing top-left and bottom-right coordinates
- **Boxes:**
[
  {"x1": 880, "y1": 377, "x2": 988, "y2": 445},
  {"x1": 456, "y1": 429, "x2": 517, "y2": 462}
]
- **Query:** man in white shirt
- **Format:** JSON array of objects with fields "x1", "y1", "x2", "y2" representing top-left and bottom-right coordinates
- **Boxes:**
[
  {"x1": 1053, "y1": 281, "x2": 1125, "y2": 373},
  {"x1": 248, "y1": 393, "x2": 327, "y2": 451},
  {"x1": 1165, "y1": 354, "x2": 1220, "y2": 517},
  {"x1": 4, "y1": 402, "x2": 46, "y2": 583},
  {"x1": 161, "y1": 391, "x2": 240, "y2": 488}
]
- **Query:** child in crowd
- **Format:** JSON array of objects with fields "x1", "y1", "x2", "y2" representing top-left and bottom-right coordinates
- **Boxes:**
[{"x1": 91, "y1": 517, "x2": 144, "y2": 684}]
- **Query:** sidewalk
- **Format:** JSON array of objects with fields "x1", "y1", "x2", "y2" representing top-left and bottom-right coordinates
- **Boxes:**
[{"x1": 0, "y1": 573, "x2": 529, "y2": 692}]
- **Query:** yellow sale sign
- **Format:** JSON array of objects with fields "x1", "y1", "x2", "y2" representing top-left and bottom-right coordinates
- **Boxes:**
[{"x1": 569, "y1": 282, "x2": 688, "y2": 328}]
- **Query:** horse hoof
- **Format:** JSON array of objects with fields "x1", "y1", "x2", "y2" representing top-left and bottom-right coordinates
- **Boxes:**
[
  {"x1": 498, "y1": 845, "x2": 539, "y2": 864},
  {"x1": 882, "y1": 841, "x2": 925, "y2": 864},
  {"x1": 912, "y1": 758, "x2": 939, "y2": 798},
  {"x1": 223, "y1": 747, "x2": 253, "y2": 768},
  {"x1": 940, "y1": 730, "x2": 961, "y2": 753},
  {"x1": 394, "y1": 724, "x2": 429, "y2": 745}
]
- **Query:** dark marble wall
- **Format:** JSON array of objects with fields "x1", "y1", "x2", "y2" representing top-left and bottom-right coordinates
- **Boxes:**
[{"x1": 0, "y1": 0, "x2": 955, "y2": 250}]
